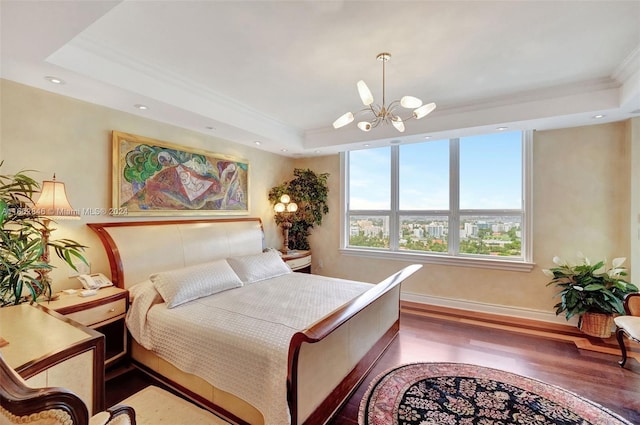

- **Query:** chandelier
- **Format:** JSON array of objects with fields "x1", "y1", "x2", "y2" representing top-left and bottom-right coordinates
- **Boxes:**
[{"x1": 332, "y1": 52, "x2": 436, "y2": 133}]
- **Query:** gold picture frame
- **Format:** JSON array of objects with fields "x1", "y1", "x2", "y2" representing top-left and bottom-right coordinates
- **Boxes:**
[{"x1": 112, "y1": 131, "x2": 249, "y2": 216}]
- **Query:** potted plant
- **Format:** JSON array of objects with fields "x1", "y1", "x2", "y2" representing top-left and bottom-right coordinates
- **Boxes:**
[
  {"x1": 543, "y1": 254, "x2": 638, "y2": 337},
  {"x1": 0, "y1": 164, "x2": 87, "y2": 306},
  {"x1": 268, "y1": 168, "x2": 329, "y2": 250}
]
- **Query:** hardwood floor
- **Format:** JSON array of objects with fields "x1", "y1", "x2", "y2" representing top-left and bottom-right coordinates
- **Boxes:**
[
  {"x1": 106, "y1": 310, "x2": 640, "y2": 424},
  {"x1": 329, "y1": 311, "x2": 640, "y2": 424}
]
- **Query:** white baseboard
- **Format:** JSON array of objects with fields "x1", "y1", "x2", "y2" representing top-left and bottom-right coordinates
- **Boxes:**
[{"x1": 401, "y1": 291, "x2": 579, "y2": 327}]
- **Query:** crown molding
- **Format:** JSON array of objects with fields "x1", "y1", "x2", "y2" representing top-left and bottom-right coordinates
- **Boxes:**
[
  {"x1": 613, "y1": 44, "x2": 640, "y2": 84},
  {"x1": 47, "y1": 35, "x2": 304, "y2": 149}
]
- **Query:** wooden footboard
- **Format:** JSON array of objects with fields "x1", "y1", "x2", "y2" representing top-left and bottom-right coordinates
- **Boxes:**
[{"x1": 288, "y1": 264, "x2": 422, "y2": 424}]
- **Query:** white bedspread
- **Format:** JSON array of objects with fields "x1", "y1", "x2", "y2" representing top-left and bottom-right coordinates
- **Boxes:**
[{"x1": 126, "y1": 273, "x2": 373, "y2": 425}]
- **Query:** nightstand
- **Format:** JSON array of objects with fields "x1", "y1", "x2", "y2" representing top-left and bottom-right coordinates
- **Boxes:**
[
  {"x1": 40, "y1": 286, "x2": 129, "y2": 368},
  {"x1": 282, "y1": 250, "x2": 312, "y2": 273}
]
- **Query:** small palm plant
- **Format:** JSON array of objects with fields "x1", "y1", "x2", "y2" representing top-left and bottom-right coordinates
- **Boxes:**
[
  {"x1": 543, "y1": 254, "x2": 638, "y2": 320},
  {"x1": 0, "y1": 163, "x2": 86, "y2": 306}
]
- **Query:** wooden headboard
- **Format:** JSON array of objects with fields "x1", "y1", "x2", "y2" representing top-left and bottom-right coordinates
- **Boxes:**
[{"x1": 88, "y1": 218, "x2": 264, "y2": 288}]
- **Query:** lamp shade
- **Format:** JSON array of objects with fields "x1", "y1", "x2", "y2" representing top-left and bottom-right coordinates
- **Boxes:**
[
  {"x1": 357, "y1": 80, "x2": 374, "y2": 106},
  {"x1": 392, "y1": 116, "x2": 405, "y2": 133},
  {"x1": 274, "y1": 202, "x2": 286, "y2": 213},
  {"x1": 400, "y1": 96, "x2": 423, "y2": 109},
  {"x1": 33, "y1": 179, "x2": 79, "y2": 219},
  {"x1": 333, "y1": 112, "x2": 354, "y2": 129},
  {"x1": 413, "y1": 102, "x2": 437, "y2": 119},
  {"x1": 357, "y1": 121, "x2": 372, "y2": 131},
  {"x1": 286, "y1": 202, "x2": 298, "y2": 213}
]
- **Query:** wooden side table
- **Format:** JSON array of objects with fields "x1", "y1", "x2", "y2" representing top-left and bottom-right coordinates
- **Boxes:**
[
  {"x1": 0, "y1": 304, "x2": 105, "y2": 414},
  {"x1": 282, "y1": 250, "x2": 312, "y2": 273},
  {"x1": 40, "y1": 286, "x2": 129, "y2": 368}
]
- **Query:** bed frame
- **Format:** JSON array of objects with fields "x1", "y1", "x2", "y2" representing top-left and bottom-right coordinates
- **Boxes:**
[{"x1": 88, "y1": 218, "x2": 420, "y2": 424}]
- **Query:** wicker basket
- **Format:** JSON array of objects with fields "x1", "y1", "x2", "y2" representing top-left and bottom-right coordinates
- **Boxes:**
[{"x1": 579, "y1": 312, "x2": 614, "y2": 338}]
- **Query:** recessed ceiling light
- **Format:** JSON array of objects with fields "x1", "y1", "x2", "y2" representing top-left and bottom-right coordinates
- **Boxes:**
[
  {"x1": 424, "y1": 136, "x2": 431, "y2": 139},
  {"x1": 314, "y1": 150, "x2": 321, "y2": 153},
  {"x1": 281, "y1": 148, "x2": 288, "y2": 152},
  {"x1": 364, "y1": 143, "x2": 370, "y2": 147},
  {"x1": 134, "y1": 104, "x2": 149, "y2": 110},
  {"x1": 44, "y1": 76, "x2": 65, "y2": 85},
  {"x1": 496, "y1": 126, "x2": 508, "y2": 131},
  {"x1": 254, "y1": 141, "x2": 261, "y2": 146},
  {"x1": 593, "y1": 114, "x2": 605, "y2": 119}
]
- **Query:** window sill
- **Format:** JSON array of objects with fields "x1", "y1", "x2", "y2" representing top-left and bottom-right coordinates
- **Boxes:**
[{"x1": 339, "y1": 248, "x2": 535, "y2": 272}]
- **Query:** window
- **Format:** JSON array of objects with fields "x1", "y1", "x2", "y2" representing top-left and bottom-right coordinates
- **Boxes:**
[{"x1": 342, "y1": 131, "x2": 532, "y2": 271}]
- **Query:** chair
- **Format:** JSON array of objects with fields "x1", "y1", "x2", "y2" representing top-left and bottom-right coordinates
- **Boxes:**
[
  {"x1": 614, "y1": 292, "x2": 640, "y2": 367},
  {"x1": 0, "y1": 353, "x2": 136, "y2": 425}
]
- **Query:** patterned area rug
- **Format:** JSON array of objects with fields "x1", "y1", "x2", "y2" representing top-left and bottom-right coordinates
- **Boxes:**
[{"x1": 359, "y1": 362, "x2": 632, "y2": 425}]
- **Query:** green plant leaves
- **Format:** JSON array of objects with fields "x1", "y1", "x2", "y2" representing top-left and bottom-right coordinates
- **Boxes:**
[
  {"x1": 269, "y1": 168, "x2": 329, "y2": 250},
  {"x1": 543, "y1": 255, "x2": 639, "y2": 319},
  {"x1": 1, "y1": 164, "x2": 87, "y2": 306}
]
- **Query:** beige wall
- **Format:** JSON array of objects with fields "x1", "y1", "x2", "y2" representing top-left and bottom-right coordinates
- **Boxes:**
[
  {"x1": 630, "y1": 117, "x2": 640, "y2": 282},
  {"x1": 0, "y1": 79, "x2": 292, "y2": 291},
  {"x1": 2, "y1": 78, "x2": 636, "y2": 322},
  {"x1": 298, "y1": 121, "x2": 634, "y2": 323}
]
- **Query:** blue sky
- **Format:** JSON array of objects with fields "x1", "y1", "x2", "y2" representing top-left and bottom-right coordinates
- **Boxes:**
[{"x1": 349, "y1": 131, "x2": 522, "y2": 210}]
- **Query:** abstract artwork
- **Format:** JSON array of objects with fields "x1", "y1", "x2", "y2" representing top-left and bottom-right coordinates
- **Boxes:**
[{"x1": 112, "y1": 131, "x2": 248, "y2": 215}]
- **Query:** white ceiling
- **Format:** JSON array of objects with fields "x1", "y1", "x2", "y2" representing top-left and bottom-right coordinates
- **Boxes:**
[{"x1": 2, "y1": 0, "x2": 639, "y2": 157}]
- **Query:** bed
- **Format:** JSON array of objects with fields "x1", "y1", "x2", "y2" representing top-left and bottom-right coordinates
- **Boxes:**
[{"x1": 88, "y1": 218, "x2": 420, "y2": 425}]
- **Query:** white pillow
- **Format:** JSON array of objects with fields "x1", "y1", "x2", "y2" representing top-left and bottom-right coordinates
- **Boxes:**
[
  {"x1": 227, "y1": 250, "x2": 292, "y2": 284},
  {"x1": 150, "y1": 259, "x2": 242, "y2": 308}
]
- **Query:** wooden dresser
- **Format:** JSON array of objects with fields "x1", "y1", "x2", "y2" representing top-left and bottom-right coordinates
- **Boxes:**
[{"x1": 0, "y1": 303, "x2": 105, "y2": 414}]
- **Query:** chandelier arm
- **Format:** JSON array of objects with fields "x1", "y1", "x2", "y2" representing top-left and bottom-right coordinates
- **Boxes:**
[
  {"x1": 397, "y1": 113, "x2": 418, "y2": 122},
  {"x1": 387, "y1": 100, "x2": 401, "y2": 110},
  {"x1": 386, "y1": 108, "x2": 416, "y2": 123},
  {"x1": 370, "y1": 117, "x2": 384, "y2": 129},
  {"x1": 353, "y1": 105, "x2": 378, "y2": 118},
  {"x1": 387, "y1": 102, "x2": 402, "y2": 119}
]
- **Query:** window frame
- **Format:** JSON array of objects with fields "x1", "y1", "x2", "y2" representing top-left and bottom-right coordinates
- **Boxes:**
[{"x1": 340, "y1": 131, "x2": 534, "y2": 272}]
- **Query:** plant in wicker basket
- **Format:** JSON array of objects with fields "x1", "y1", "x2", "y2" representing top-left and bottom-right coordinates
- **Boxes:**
[{"x1": 543, "y1": 254, "x2": 638, "y2": 337}]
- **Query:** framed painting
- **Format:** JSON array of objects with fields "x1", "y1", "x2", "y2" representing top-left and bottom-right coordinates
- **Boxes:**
[{"x1": 112, "y1": 131, "x2": 249, "y2": 216}]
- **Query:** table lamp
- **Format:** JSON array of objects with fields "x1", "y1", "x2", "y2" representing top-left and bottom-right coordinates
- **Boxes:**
[
  {"x1": 274, "y1": 194, "x2": 298, "y2": 254},
  {"x1": 32, "y1": 174, "x2": 80, "y2": 288}
]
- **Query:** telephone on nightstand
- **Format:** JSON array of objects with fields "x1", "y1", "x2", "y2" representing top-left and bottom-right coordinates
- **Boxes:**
[{"x1": 77, "y1": 273, "x2": 113, "y2": 290}]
